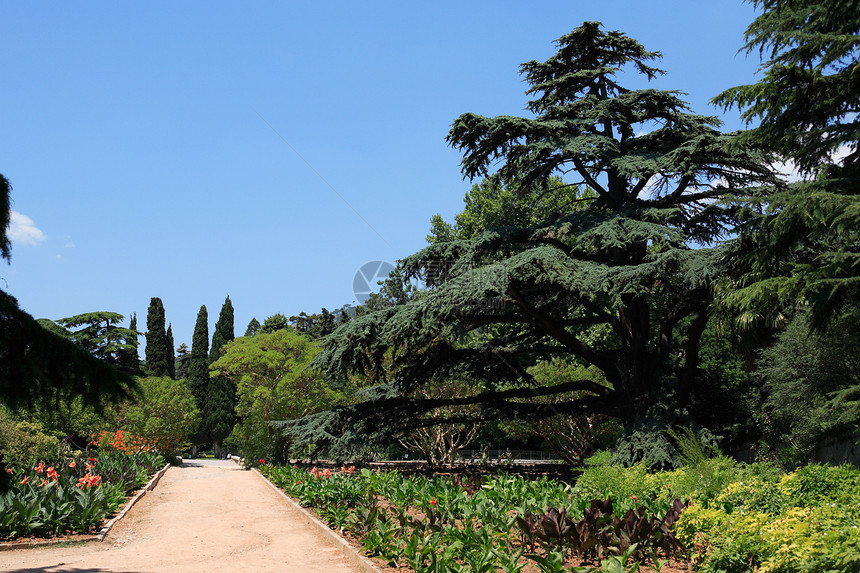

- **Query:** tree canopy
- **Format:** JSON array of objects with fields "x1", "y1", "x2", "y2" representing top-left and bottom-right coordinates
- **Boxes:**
[
  {"x1": 714, "y1": 0, "x2": 860, "y2": 328},
  {"x1": 276, "y1": 22, "x2": 775, "y2": 456}
]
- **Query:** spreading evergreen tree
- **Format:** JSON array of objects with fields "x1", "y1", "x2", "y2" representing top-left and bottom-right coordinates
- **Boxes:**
[
  {"x1": 713, "y1": 0, "x2": 859, "y2": 328},
  {"x1": 261, "y1": 313, "x2": 289, "y2": 333},
  {"x1": 187, "y1": 305, "x2": 210, "y2": 446},
  {"x1": 207, "y1": 296, "x2": 236, "y2": 457},
  {"x1": 144, "y1": 298, "x2": 171, "y2": 377},
  {"x1": 55, "y1": 312, "x2": 139, "y2": 369},
  {"x1": 166, "y1": 323, "x2": 176, "y2": 379},
  {"x1": 244, "y1": 318, "x2": 261, "y2": 337},
  {"x1": 276, "y1": 22, "x2": 774, "y2": 455}
]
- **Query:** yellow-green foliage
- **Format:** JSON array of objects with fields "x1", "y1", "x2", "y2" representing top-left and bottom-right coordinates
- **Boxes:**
[
  {"x1": 0, "y1": 408, "x2": 60, "y2": 468},
  {"x1": 677, "y1": 466, "x2": 860, "y2": 573}
]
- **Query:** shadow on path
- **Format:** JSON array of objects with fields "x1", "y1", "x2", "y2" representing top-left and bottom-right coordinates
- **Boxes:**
[{"x1": 10, "y1": 567, "x2": 143, "y2": 573}]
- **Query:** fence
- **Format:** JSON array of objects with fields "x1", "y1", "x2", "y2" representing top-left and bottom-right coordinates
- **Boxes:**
[{"x1": 456, "y1": 449, "x2": 561, "y2": 462}]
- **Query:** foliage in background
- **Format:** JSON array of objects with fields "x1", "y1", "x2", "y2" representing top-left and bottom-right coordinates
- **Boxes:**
[
  {"x1": 755, "y1": 306, "x2": 860, "y2": 466},
  {"x1": 104, "y1": 376, "x2": 198, "y2": 455},
  {"x1": 211, "y1": 329, "x2": 342, "y2": 463}
]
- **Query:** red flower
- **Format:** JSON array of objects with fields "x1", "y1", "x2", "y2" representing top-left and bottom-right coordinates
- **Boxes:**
[
  {"x1": 631, "y1": 495, "x2": 637, "y2": 502},
  {"x1": 260, "y1": 459, "x2": 266, "y2": 465},
  {"x1": 19, "y1": 477, "x2": 28, "y2": 485},
  {"x1": 34, "y1": 462, "x2": 45, "y2": 474},
  {"x1": 430, "y1": 499, "x2": 437, "y2": 506},
  {"x1": 68, "y1": 461, "x2": 77, "y2": 469},
  {"x1": 46, "y1": 466, "x2": 59, "y2": 481}
]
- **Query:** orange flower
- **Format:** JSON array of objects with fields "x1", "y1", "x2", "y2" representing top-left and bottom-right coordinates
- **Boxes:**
[
  {"x1": 76, "y1": 474, "x2": 101, "y2": 489},
  {"x1": 39, "y1": 479, "x2": 48, "y2": 486},
  {"x1": 46, "y1": 466, "x2": 59, "y2": 480},
  {"x1": 4, "y1": 468, "x2": 13, "y2": 474},
  {"x1": 68, "y1": 461, "x2": 76, "y2": 468},
  {"x1": 34, "y1": 462, "x2": 45, "y2": 474},
  {"x1": 19, "y1": 477, "x2": 28, "y2": 485},
  {"x1": 323, "y1": 469, "x2": 331, "y2": 478}
]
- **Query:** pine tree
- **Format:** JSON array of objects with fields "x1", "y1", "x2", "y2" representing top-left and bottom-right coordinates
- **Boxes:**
[
  {"x1": 244, "y1": 318, "x2": 261, "y2": 337},
  {"x1": 187, "y1": 305, "x2": 210, "y2": 447},
  {"x1": 207, "y1": 296, "x2": 236, "y2": 457},
  {"x1": 145, "y1": 297, "x2": 171, "y2": 377},
  {"x1": 175, "y1": 343, "x2": 190, "y2": 379}
]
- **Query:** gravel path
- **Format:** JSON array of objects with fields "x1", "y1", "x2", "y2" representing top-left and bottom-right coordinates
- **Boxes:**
[{"x1": 0, "y1": 459, "x2": 368, "y2": 573}]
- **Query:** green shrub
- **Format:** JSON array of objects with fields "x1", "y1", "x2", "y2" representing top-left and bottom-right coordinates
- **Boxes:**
[
  {"x1": 777, "y1": 463, "x2": 860, "y2": 507},
  {"x1": 0, "y1": 409, "x2": 60, "y2": 469}
]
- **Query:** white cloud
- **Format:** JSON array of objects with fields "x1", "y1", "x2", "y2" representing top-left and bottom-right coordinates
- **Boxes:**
[{"x1": 8, "y1": 211, "x2": 47, "y2": 246}]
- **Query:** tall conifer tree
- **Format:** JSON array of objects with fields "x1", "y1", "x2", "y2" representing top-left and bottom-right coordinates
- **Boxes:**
[
  {"x1": 207, "y1": 296, "x2": 236, "y2": 457},
  {"x1": 187, "y1": 305, "x2": 210, "y2": 448},
  {"x1": 117, "y1": 313, "x2": 141, "y2": 374},
  {"x1": 145, "y1": 297, "x2": 171, "y2": 377},
  {"x1": 166, "y1": 324, "x2": 176, "y2": 379}
]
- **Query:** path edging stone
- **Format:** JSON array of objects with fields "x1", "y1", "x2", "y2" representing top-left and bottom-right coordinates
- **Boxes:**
[
  {"x1": 251, "y1": 467, "x2": 382, "y2": 573},
  {"x1": 0, "y1": 462, "x2": 171, "y2": 552},
  {"x1": 97, "y1": 462, "x2": 172, "y2": 540}
]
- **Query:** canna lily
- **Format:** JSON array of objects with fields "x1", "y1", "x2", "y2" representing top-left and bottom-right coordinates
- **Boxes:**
[
  {"x1": 34, "y1": 462, "x2": 45, "y2": 474},
  {"x1": 19, "y1": 477, "x2": 28, "y2": 485},
  {"x1": 46, "y1": 466, "x2": 59, "y2": 480},
  {"x1": 69, "y1": 461, "x2": 76, "y2": 468}
]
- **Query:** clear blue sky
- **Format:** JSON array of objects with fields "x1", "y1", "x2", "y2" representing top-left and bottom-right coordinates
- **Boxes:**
[{"x1": 2, "y1": 1, "x2": 764, "y2": 351}]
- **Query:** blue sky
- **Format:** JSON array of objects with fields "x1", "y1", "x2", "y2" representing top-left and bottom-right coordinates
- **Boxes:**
[{"x1": 1, "y1": 1, "x2": 764, "y2": 351}]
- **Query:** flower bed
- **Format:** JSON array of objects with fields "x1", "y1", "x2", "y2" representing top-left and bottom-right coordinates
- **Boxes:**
[
  {"x1": 260, "y1": 464, "x2": 689, "y2": 572},
  {"x1": 261, "y1": 461, "x2": 860, "y2": 573},
  {"x1": 0, "y1": 450, "x2": 167, "y2": 540}
]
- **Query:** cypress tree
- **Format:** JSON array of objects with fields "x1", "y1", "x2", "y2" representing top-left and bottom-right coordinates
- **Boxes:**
[
  {"x1": 145, "y1": 297, "x2": 171, "y2": 377},
  {"x1": 209, "y1": 296, "x2": 234, "y2": 365},
  {"x1": 207, "y1": 296, "x2": 236, "y2": 457},
  {"x1": 166, "y1": 323, "x2": 176, "y2": 379},
  {"x1": 187, "y1": 305, "x2": 210, "y2": 447},
  {"x1": 117, "y1": 313, "x2": 141, "y2": 374}
]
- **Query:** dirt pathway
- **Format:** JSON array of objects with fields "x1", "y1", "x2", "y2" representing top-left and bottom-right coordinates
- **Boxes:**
[{"x1": 0, "y1": 459, "x2": 369, "y2": 573}]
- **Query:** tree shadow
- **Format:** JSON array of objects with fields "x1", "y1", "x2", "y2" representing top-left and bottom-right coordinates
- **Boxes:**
[{"x1": 9, "y1": 568, "x2": 144, "y2": 573}]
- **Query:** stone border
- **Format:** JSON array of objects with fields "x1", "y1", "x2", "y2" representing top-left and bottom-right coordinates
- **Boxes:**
[
  {"x1": 251, "y1": 467, "x2": 382, "y2": 573},
  {"x1": 0, "y1": 463, "x2": 172, "y2": 552},
  {"x1": 97, "y1": 462, "x2": 171, "y2": 540}
]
